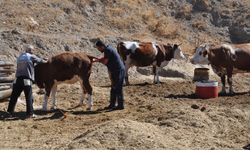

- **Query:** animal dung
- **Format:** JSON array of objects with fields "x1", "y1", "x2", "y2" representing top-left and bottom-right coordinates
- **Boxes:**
[
  {"x1": 191, "y1": 104, "x2": 199, "y2": 109},
  {"x1": 200, "y1": 106, "x2": 206, "y2": 112}
]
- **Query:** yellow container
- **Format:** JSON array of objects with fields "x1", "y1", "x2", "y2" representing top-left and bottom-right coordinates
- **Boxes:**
[{"x1": 193, "y1": 68, "x2": 209, "y2": 82}]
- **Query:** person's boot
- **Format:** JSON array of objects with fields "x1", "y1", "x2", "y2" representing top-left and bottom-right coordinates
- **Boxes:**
[
  {"x1": 114, "y1": 94, "x2": 124, "y2": 110},
  {"x1": 104, "y1": 89, "x2": 116, "y2": 110}
]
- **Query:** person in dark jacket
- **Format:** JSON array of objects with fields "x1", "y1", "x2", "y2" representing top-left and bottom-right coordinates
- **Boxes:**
[
  {"x1": 7, "y1": 45, "x2": 47, "y2": 118},
  {"x1": 93, "y1": 40, "x2": 125, "y2": 110}
]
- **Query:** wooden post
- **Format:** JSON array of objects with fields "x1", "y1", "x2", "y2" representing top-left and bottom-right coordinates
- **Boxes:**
[
  {"x1": 0, "y1": 60, "x2": 15, "y2": 100},
  {"x1": 0, "y1": 89, "x2": 12, "y2": 101}
]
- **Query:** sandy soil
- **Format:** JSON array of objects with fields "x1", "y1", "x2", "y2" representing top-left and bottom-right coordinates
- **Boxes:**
[
  {"x1": 0, "y1": 1, "x2": 249, "y2": 149},
  {"x1": 0, "y1": 70, "x2": 249, "y2": 150}
]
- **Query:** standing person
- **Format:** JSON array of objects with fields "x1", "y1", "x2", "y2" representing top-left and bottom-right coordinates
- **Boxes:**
[
  {"x1": 93, "y1": 40, "x2": 125, "y2": 110},
  {"x1": 7, "y1": 45, "x2": 47, "y2": 118}
]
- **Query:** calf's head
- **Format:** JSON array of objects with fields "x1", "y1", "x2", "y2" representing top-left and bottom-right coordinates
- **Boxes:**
[
  {"x1": 190, "y1": 44, "x2": 210, "y2": 65},
  {"x1": 172, "y1": 44, "x2": 186, "y2": 60}
]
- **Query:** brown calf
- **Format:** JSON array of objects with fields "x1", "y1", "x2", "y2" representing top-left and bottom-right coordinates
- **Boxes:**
[{"x1": 35, "y1": 52, "x2": 95, "y2": 111}]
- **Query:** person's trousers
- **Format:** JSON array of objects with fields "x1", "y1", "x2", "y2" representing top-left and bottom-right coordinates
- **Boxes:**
[
  {"x1": 109, "y1": 69, "x2": 125, "y2": 108},
  {"x1": 7, "y1": 77, "x2": 34, "y2": 116}
]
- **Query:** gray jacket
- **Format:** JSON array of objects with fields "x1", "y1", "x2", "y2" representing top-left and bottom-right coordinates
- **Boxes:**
[{"x1": 16, "y1": 52, "x2": 45, "y2": 81}]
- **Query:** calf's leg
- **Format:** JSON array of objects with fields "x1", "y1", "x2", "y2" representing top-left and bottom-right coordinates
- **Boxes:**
[
  {"x1": 153, "y1": 66, "x2": 160, "y2": 84},
  {"x1": 50, "y1": 83, "x2": 58, "y2": 110},
  {"x1": 82, "y1": 78, "x2": 93, "y2": 111},
  {"x1": 228, "y1": 76, "x2": 234, "y2": 94},
  {"x1": 124, "y1": 64, "x2": 130, "y2": 85},
  {"x1": 220, "y1": 75, "x2": 226, "y2": 94},
  {"x1": 79, "y1": 80, "x2": 86, "y2": 106},
  {"x1": 42, "y1": 82, "x2": 53, "y2": 111},
  {"x1": 227, "y1": 71, "x2": 234, "y2": 95},
  {"x1": 226, "y1": 68, "x2": 234, "y2": 95}
]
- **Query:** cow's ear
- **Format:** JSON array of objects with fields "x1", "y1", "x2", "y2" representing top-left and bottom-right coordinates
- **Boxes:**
[
  {"x1": 203, "y1": 50, "x2": 208, "y2": 57},
  {"x1": 173, "y1": 44, "x2": 178, "y2": 50}
]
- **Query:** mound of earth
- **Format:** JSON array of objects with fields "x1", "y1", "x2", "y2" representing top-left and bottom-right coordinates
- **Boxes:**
[
  {"x1": 68, "y1": 119, "x2": 174, "y2": 150},
  {"x1": 66, "y1": 101, "x2": 250, "y2": 150}
]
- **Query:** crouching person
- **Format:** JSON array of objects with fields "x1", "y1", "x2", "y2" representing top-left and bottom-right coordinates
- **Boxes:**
[
  {"x1": 93, "y1": 40, "x2": 125, "y2": 110},
  {"x1": 7, "y1": 45, "x2": 47, "y2": 119}
]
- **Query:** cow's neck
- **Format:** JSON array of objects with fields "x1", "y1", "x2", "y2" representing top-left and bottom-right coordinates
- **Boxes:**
[
  {"x1": 165, "y1": 49, "x2": 174, "y2": 61},
  {"x1": 165, "y1": 51, "x2": 174, "y2": 61}
]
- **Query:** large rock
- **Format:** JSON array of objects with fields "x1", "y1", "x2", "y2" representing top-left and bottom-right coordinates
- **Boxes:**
[
  {"x1": 191, "y1": 0, "x2": 211, "y2": 12},
  {"x1": 229, "y1": 25, "x2": 250, "y2": 44}
]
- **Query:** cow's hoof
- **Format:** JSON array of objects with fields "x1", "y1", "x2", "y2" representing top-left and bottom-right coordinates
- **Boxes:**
[
  {"x1": 228, "y1": 91, "x2": 235, "y2": 96},
  {"x1": 50, "y1": 106, "x2": 57, "y2": 111},
  {"x1": 219, "y1": 91, "x2": 227, "y2": 96}
]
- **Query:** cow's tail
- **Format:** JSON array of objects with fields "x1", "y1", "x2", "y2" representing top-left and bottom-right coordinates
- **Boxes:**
[
  {"x1": 117, "y1": 42, "x2": 127, "y2": 61},
  {"x1": 117, "y1": 42, "x2": 123, "y2": 55}
]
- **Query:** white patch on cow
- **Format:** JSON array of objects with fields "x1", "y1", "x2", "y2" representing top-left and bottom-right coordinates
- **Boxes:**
[
  {"x1": 123, "y1": 41, "x2": 139, "y2": 53},
  {"x1": 191, "y1": 44, "x2": 210, "y2": 65},
  {"x1": 152, "y1": 42, "x2": 158, "y2": 56},
  {"x1": 42, "y1": 94, "x2": 49, "y2": 111},
  {"x1": 87, "y1": 94, "x2": 93, "y2": 111},
  {"x1": 221, "y1": 44, "x2": 236, "y2": 55},
  {"x1": 174, "y1": 46, "x2": 186, "y2": 60},
  {"x1": 79, "y1": 79, "x2": 86, "y2": 106},
  {"x1": 50, "y1": 83, "x2": 58, "y2": 110},
  {"x1": 124, "y1": 55, "x2": 133, "y2": 85},
  {"x1": 154, "y1": 66, "x2": 160, "y2": 84}
]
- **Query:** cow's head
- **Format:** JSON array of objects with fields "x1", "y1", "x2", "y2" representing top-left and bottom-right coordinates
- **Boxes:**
[
  {"x1": 172, "y1": 44, "x2": 186, "y2": 60},
  {"x1": 190, "y1": 44, "x2": 211, "y2": 65}
]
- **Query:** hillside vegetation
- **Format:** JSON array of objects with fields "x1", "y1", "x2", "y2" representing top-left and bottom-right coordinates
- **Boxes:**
[{"x1": 0, "y1": 0, "x2": 249, "y2": 61}]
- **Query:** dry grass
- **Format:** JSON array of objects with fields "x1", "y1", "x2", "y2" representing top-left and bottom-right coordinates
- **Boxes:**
[
  {"x1": 142, "y1": 9, "x2": 180, "y2": 39},
  {"x1": 175, "y1": 4, "x2": 192, "y2": 20},
  {"x1": 192, "y1": 20, "x2": 207, "y2": 31},
  {"x1": 106, "y1": 8, "x2": 125, "y2": 17}
]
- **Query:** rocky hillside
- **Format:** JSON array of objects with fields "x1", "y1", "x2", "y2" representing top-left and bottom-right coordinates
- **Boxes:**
[{"x1": 0, "y1": 0, "x2": 249, "y2": 61}]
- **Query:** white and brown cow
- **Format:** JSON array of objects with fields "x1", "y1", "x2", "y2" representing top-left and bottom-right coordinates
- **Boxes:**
[
  {"x1": 117, "y1": 41, "x2": 186, "y2": 85},
  {"x1": 35, "y1": 52, "x2": 96, "y2": 111},
  {"x1": 191, "y1": 43, "x2": 250, "y2": 94}
]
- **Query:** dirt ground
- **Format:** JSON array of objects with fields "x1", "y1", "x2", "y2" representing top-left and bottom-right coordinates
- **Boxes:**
[
  {"x1": 0, "y1": 0, "x2": 249, "y2": 149},
  {"x1": 0, "y1": 72, "x2": 249, "y2": 150}
]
